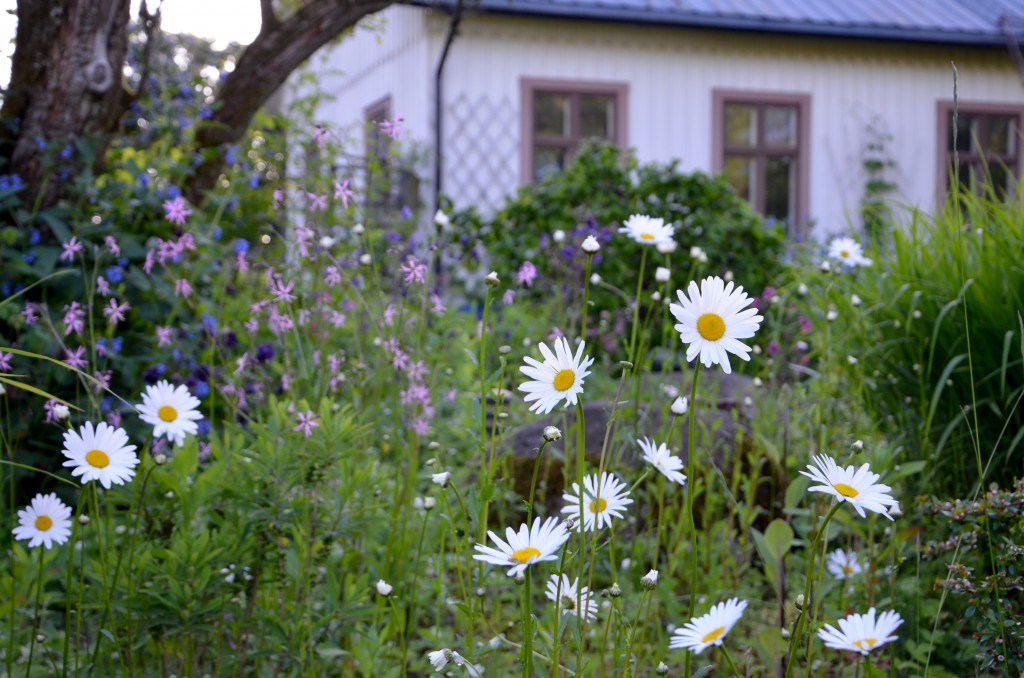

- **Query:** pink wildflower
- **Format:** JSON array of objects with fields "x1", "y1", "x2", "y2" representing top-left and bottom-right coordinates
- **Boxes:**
[
  {"x1": 163, "y1": 196, "x2": 192, "y2": 225},
  {"x1": 62, "y1": 301, "x2": 85, "y2": 336},
  {"x1": 143, "y1": 249, "x2": 156, "y2": 274},
  {"x1": 307, "y1": 193, "x2": 327, "y2": 212},
  {"x1": 502, "y1": 289, "x2": 515, "y2": 305},
  {"x1": 392, "y1": 349, "x2": 410, "y2": 371},
  {"x1": 104, "y1": 235, "x2": 120, "y2": 256},
  {"x1": 548, "y1": 327, "x2": 564, "y2": 340},
  {"x1": 0, "y1": 351, "x2": 12, "y2": 372},
  {"x1": 96, "y1": 276, "x2": 110, "y2": 296},
  {"x1": 102, "y1": 298, "x2": 130, "y2": 326},
  {"x1": 174, "y1": 279, "x2": 192, "y2": 298},
  {"x1": 411, "y1": 418, "x2": 430, "y2": 436},
  {"x1": 407, "y1": 360, "x2": 428, "y2": 382},
  {"x1": 313, "y1": 125, "x2": 329, "y2": 149},
  {"x1": 63, "y1": 346, "x2": 87, "y2": 369},
  {"x1": 273, "y1": 189, "x2": 285, "y2": 208},
  {"x1": 400, "y1": 256, "x2": 428, "y2": 285},
  {"x1": 21, "y1": 302, "x2": 39, "y2": 324},
  {"x1": 236, "y1": 251, "x2": 249, "y2": 273},
  {"x1": 517, "y1": 261, "x2": 537, "y2": 287},
  {"x1": 430, "y1": 295, "x2": 447, "y2": 315},
  {"x1": 378, "y1": 117, "x2": 403, "y2": 140},
  {"x1": 270, "y1": 278, "x2": 296, "y2": 303},
  {"x1": 60, "y1": 237, "x2": 83, "y2": 263},
  {"x1": 156, "y1": 326, "x2": 173, "y2": 347},
  {"x1": 383, "y1": 304, "x2": 397, "y2": 326},
  {"x1": 235, "y1": 353, "x2": 249, "y2": 375},
  {"x1": 293, "y1": 410, "x2": 320, "y2": 437},
  {"x1": 325, "y1": 266, "x2": 342, "y2": 287},
  {"x1": 333, "y1": 180, "x2": 354, "y2": 208},
  {"x1": 92, "y1": 369, "x2": 112, "y2": 394}
]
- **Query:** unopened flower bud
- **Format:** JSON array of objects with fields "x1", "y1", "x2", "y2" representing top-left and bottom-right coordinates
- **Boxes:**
[
  {"x1": 826, "y1": 307, "x2": 838, "y2": 322},
  {"x1": 590, "y1": 273, "x2": 601, "y2": 285},
  {"x1": 376, "y1": 579, "x2": 393, "y2": 597},
  {"x1": 656, "y1": 240, "x2": 677, "y2": 254},
  {"x1": 655, "y1": 267, "x2": 670, "y2": 283},
  {"x1": 433, "y1": 210, "x2": 450, "y2": 228},
  {"x1": 542, "y1": 426, "x2": 562, "y2": 442},
  {"x1": 515, "y1": 572, "x2": 526, "y2": 585},
  {"x1": 851, "y1": 294, "x2": 862, "y2": 307},
  {"x1": 352, "y1": 223, "x2": 365, "y2": 235},
  {"x1": 552, "y1": 229, "x2": 565, "y2": 243},
  {"x1": 53, "y1": 404, "x2": 70, "y2": 420},
  {"x1": 781, "y1": 627, "x2": 791, "y2": 639},
  {"x1": 609, "y1": 583, "x2": 621, "y2": 598},
  {"x1": 581, "y1": 235, "x2": 601, "y2": 254},
  {"x1": 797, "y1": 282, "x2": 808, "y2": 296},
  {"x1": 670, "y1": 396, "x2": 688, "y2": 416},
  {"x1": 820, "y1": 260, "x2": 831, "y2": 272},
  {"x1": 78, "y1": 515, "x2": 90, "y2": 525},
  {"x1": 432, "y1": 471, "x2": 451, "y2": 488},
  {"x1": 651, "y1": 291, "x2": 661, "y2": 302},
  {"x1": 641, "y1": 569, "x2": 659, "y2": 590},
  {"x1": 498, "y1": 345, "x2": 511, "y2": 355},
  {"x1": 359, "y1": 253, "x2": 372, "y2": 266},
  {"x1": 153, "y1": 453, "x2": 167, "y2": 465},
  {"x1": 484, "y1": 271, "x2": 500, "y2": 287},
  {"x1": 851, "y1": 440, "x2": 864, "y2": 451},
  {"x1": 723, "y1": 270, "x2": 734, "y2": 282},
  {"x1": 795, "y1": 594, "x2": 805, "y2": 610},
  {"x1": 656, "y1": 662, "x2": 670, "y2": 675},
  {"x1": 428, "y1": 441, "x2": 441, "y2": 450}
]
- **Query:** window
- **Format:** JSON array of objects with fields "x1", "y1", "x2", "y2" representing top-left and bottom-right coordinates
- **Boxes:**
[
  {"x1": 520, "y1": 79, "x2": 628, "y2": 182},
  {"x1": 365, "y1": 96, "x2": 393, "y2": 166},
  {"x1": 936, "y1": 102, "x2": 1024, "y2": 199},
  {"x1": 713, "y1": 91, "x2": 810, "y2": 230}
]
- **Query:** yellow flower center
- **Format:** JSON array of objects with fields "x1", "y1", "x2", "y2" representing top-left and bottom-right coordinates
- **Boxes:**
[
  {"x1": 510, "y1": 547, "x2": 541, "y2": 564},
  {"x1": 701, "y1": 626, "x2": 727, "y2": 644},
  {"x1": 590, "y1": 497, "x2": 608, "y2": 513},
  {"x1": 853, "y1": 638, "x2": 878, "y2": 650},
  {"x1": 158, "y1": 405, "x2": 178, "y2": 422},
  {"x1": 34, "y1": 515, "x2": 53, "y2": 531},
  {"x1": 85, "y1": 449, "x2": 110, "y2": 468},
  {"x1": 842, "y1": 565, "x2": 854, "y2": 574},
  {"x1": 697, "y1": 313, "x2": 726, "y2": 341},
  {"x1": 553, "y1": 369, "x2": 575, "y2": 392},
  {"x1": 840, "y1": 250, "x2": 850, "y2": 258},
  {"x1": 834, "y1": 483, "x2": 859, "y2": 498},
  {"x1": 640, "y1": 233, "x2": 655, "y2": 241}
]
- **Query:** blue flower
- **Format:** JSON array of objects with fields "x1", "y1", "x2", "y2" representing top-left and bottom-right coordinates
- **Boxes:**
[
  {"x1": 202, "y1": 314, "x2": 217, "y2": 332},
  {"x1": 194, "y1": 381, "x2": 210, "y2": 398},
  {"x1": 106, "y1": 266, "x2": 124, "y2": 283},
  {"x1": 60, "y1": 145, "x2": 72, "y2": 160},
  {"x1": 234, "y1": 238, "x2": 250, "y2": 254},
  {"x1": 197, "y1": 419, "x2": 211, "y2": 436},
  {"x1": 249, "y1": 174, "x2": 259, "y2": 188},
  {"x1": 166, "y1": 185, "x2": 182, "y2": 200},
  {"x1": 212, "y1": 226, "x2": 223, "y2": 240},
  {"x1": 111, "y1": 337, "x2": 123, "y2": 353},
  {"x1": 22, "y1": 252, "x2": 36, "y2": 264}
]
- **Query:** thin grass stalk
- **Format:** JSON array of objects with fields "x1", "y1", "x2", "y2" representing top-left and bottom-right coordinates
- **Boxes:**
[
  {"x1": 25, "y1": 547, "x2": 45, "y2": 678},
  {"x1": 526, "y1": 440, "x2": 551, "y2": 525},
  {"x1": 721, "y1": 643, "x2": 743, "y2": 677},
  {"x1": 522, "y1": 569, "x2": 534, "y2": 677},
  {"x1": 622, "y1": 588, "x2": 650, "y2": 677},
  {"x1": 683, "y1": 361, "x2": 702, "y2": 677}
]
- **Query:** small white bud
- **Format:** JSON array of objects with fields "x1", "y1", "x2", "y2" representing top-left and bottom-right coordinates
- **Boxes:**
[
  {"x1": 78, "y1": 514, "x2": 90, "y2": 525},
  {"x1": 850, "y1": 294, "x2": 862, "y2": 307},
  {"x1": 651, "y1": 291, "x2": 661, "y2": 302},
  {"x1": 433, "y1": 210, "x2": 450, "y2": 228},
  {"x1": 552, "y1": 229, "x2": 565, "y2": 243},
  {"x1": 581, "y1": 235, "x2": 601, "y2": 254},
  {"x1": 375, "y1": 579, "x2": 393, "y2": 597},
  {"x1": 781, "y1": 627, "x2": 791, "y2": 639},
  {"x1": 609, "y1": 583, "x2": 621, "y2": 598},
  {"x1": 889, "y1": 502, "x2": 902, "y2": 517},
  {"x1": 654, "y1": 267, "x2": 670, "y2": 283},
  {"x1": 428, "y1": 441, "x2": 440, "y2": 450},
  {"x1": 431, "y1": 471, "x2": 451, "y2": 488},
  {"x1": 515, "y1": 572, "x2": 526, "y2": 585},
  {"x1": 847, "y1": 355, "x2": 859, "y2": 365},
  {"x1": 670, "y1": 396, "x2": 688, "y2": 416},
  {"x1": 641, "y1": 569, "x2": 659, "y2": 590},
  {"x1": 795, "y1": 594, "x2": 805, "y2": 610},
  {"x1": 752, "y1": 344, "x2": 762, "y2": 355},
  {"x1": 753, "y1": 377, "x2": 763, "y2": 388},
  {"x1": 542, "y1": 426, "x2": 562, "y2": 442},
  {"x1": 53, "y1": 404, "x2": 70, "y2": 420},
  {"x1": 851, "y1": 440, "x2": 864, "y2": 451},
  {"x1": 319, "y1": 236, "x2": 335, "y2": 248},
  {"x1": 358, "y1": 253, "x2": 372, "y2": 266},
  {"x1": 913, "y1": 310, "x2": 922, "y2": 319},
  {"x1": 656, "y1": 661, "x2": 670, "y2": 675},
  {"x1": 484, "y1": 271, "x2": 500, "y2": 287},
  {"x1": 590, "y1": 273, "x2": 601, "y2": 285},
  {"x1": 797, "y1": 282, "x2": 808, "y2": 296},
  {"x1": 826, "y1": 307, "x2": 838, "y2": 322},
  {"x1": 723, "y1": 270, "x2": 734, "y2": 282},
  {"x1": 820, "y1": 260, "x2": 832, "y2": 272},
  {"x1": 153, "y1": 453, "x2": 167, "y2": 465},
  {"x1": 352, "y1": 223, "x2": 365, "y2": 235},
  {"x1": 498, "y1": 345, "x2": 511, "y2": 355},
  {"x1": 656, "y1": 240, "x2": 677, "y2": 254}
]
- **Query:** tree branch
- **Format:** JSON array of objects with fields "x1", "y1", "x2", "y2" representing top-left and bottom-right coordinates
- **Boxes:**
[
  {"x1": 187, "y1": 0, "x2": 395, "y2": 200},
  {"x1": 259, "y1": 0, "x2": 279, "y2": 34}
]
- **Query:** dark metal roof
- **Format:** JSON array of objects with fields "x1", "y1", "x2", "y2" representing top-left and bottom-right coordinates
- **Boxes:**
[{"x1": 414, "y1": 0, "x2": 1024, "y2": 46}]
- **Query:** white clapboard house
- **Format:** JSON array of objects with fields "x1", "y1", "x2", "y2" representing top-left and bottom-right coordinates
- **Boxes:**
[{"x1": 304, "y1": 0, "x2": 1024, "y2": 236}]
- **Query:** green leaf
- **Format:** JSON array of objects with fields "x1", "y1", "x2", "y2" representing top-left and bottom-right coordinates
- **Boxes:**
[{"x1": 764, "y1": 518, "x2": 794, "y2": 561}]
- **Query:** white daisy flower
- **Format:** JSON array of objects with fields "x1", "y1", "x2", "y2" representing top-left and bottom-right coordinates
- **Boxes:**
[
  {"x1": 546, "y1": 574, "x2": 598, "y2": 621},
  {"x1": 637, "y1": 437, "x2": 686, "y2": 486},
  {"x1": 473, "y1": 516, "x2": 569, "y2": 577},
  {"x1": 669, "y1": 276, "x2": 763, "y2": 374},
  {"x1": 427, "y1": 648, "x2": 482, "y2": 676},
  {"x1": 518, "y1": 337, "x2": 595, "y2": 415},
  {"x1": 826, "y1": 548, "x2": 863, "y2": 580},
  {"x1": 618, "y1": 214, "x2": 674, "y2": 246},
  {"x1": 670, "y1": 598, "x2": 748, "y2": 654},
  {"x1": 827, "y1": 237, "x2": 873, "y2": 267},
  {"x1": 800, "y1": 455, "x2": 898, "y2": 520},
  {"x1": 817, "y1": 608, "x2": 903, "y2": 655},
  {"x1": 137, "y1": 380, "x2": 203, "y2": 446},
  {"x1": 61, "y1": 421, "x2": 140, "y2": 489},
  {"x1": 561, "y1": 471, "x2": 633, "y2": 532},
  {"x1": 12, "y1": 493, "x2": 72, "y2": 549}
]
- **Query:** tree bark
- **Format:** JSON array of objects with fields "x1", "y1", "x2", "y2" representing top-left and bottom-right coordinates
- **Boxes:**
[
  {"x1": 1, "y1": 0, "x2": 131, "y2": 211},
  {"x1": 186, "y1": 0, "x2": 395, "y2": 201}
]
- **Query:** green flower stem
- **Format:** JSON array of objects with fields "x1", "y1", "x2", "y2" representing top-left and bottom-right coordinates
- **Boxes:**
[
  {"x1": 526, "y1": 440, "x2": 551, "y2": 525},
  {"x1": 721, "y1": 643, "x2": 743, "y2": 677},
  {"x1": 628, "y1": 248, "x2": 649, "y2": 363},
  {"x1": 61, "y1": 491, "x2": 89, "y2": 678},
  {"x1": 400, "y1": 509, "x2": 431, "y2": 675},
  {"x1": 627, "y1": 468, "x2": 653, "y2": 496},
  {"x1": 581, "y1": 254, "x2": 593, "y2": 341},
  {"x1": 784, "y1": 502, "x2": 843, "y2": 678},
  {"x1": 651, "y1": 473, "x2": 666, "y2": 567},
  {"x1": 623, "y1": 589, "x2": 650, "y2": 677},
  {"x1": 683, "y1": 361, "x2": 702, "y2": 678},
  {"x1": 549, "y1": 540, "x2": 573, "y2": 677},
  {"x1": 522, "y1": 569, "x2": 534, "y2": 677},
  {"x1": 573, "y1": 399, "x2": 587, "y2": 671},
  {"x1": 25, "y1": 547, "x2": 45, "y2": 678}
]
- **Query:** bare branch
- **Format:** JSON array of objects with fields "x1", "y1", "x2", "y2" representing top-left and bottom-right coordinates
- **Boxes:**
[{"x1": 259, "y1": 0, "x2": 279, "y2": 34}]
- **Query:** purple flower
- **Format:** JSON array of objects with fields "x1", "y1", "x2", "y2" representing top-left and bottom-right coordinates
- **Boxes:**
[
  {"x1": 502, "y1": 289, "x2": 515, "y2": 305},
  {"x1": 0, "y1": 352, "x2": 12, "y2": 372},
  {"x1": 333, "y1": 180, "x2": 354, "y2": 208},
  {"x1": 63, "y1": 346, "x2": 87, "y2": 369},
  {"x1": 174, "y1": 279, "x2": 192, "y2": 298},
  {"x1": 270, "y1": 278, "x2": 296, "y2": 303},
  {"x1": 156, "y1": 326, "x2": 173, "y2": 347},
  {"x1": 163, "y1": 196, "x2": 192, "y2": 225},
  {"x1": 517, "y1": 261, "x2": 537, "y2": 287},
  {"x1": 104, "y1": 235, "x2": 120, "y2": 256},
  {"x1": 102, "y1": 298, "x2": 130, "y2": 326},
  {"x1": 60, "y1": 237, "x2": 83, "y2": 263},
  {"x1": 307, "y1": 193, "x2": 327, "y2": 212},
  {"x1": 62, "y1": 301, "x2": 85, "y2": 336},
  {"x1": 767, "y1": 340, "x2": 781, "y2": 355},
  {"x1": 378, "y1": 117, "x2": 402, "y2": 139},
  {"x1": 400, "y1": 256, "x2": 427, "y2": 285},
  {"x1": 293, "y1": 410, "x2": 320, "y2": 437}
]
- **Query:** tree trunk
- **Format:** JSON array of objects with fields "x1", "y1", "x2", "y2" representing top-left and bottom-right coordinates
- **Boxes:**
[
  {"x1": 0, "y1": 0, "x2": 131, "y2": 211},
  {"x1": 186, "y1": 0, "x2": 395, "y2": 202}
]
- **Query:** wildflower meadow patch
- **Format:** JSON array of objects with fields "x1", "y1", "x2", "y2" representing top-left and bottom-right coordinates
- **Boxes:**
[{"x1": 1, "y1": 100, "x2": 1023, "y2": 678}]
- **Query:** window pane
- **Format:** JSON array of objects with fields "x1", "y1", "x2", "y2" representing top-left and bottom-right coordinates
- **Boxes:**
[
  {"x1": 988, "y1": 162, "x2": 1013, "y2": 199},
  {"x1": 534, "y1": 94, "x2": 570, "y2": 137},
  {"x1": 765, "y1": 155, "x2": 796, "y2": 222},
  {"x1": 534, "y1": 147, "x2": 567, "y2": 181},
  {"x1": 984, "y1": 116, "x2": 1015, "y2": 156},
  {"x1": 580, "y1": 95, "x2": 615, "y2": 139},
  {"x1": 950, "y1": 114, "x2": 974, "y2": 153},
  {"x1": 724, "y1": 155, "x2": 755, "y2": 201},
  {"x1": 764, "y1": 105, "x2": 797, "y2": 148},
  {"x1": 725, "y1": 104, "x2": 756, "y2": 147}
]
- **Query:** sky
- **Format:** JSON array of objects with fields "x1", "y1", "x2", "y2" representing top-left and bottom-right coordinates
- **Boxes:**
[{"x1": 0, "y1": 0, "x2": 262, "y2": 86}]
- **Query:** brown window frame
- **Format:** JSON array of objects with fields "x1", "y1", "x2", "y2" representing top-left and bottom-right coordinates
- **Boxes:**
[
  {"x1": 712, "y1": 89, "x2": 811, "y2": 233},
  {"x1": 365, "y1": 95, "x2": 394, "y2": 165},
  {"x1": 935, "y1": 100, "x2": 1024, "y2": 199},
  {"x1": 520, "y1": 78, "x2": 629, "y2": 184}
]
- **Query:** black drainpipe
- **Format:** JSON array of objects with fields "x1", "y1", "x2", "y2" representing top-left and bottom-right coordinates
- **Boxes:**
[{"x1": 433, "y1": 0, "x2": 466, "y2": 216}]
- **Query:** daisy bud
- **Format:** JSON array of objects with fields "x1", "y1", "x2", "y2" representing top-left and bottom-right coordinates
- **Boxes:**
[
  {"x1": 753, "y1": 344, "x2": 762, "y2": 355},
  {"x1": 620, "y1": 360, "x2": 634, "y2": 369},
  {"x1": 581, "y1": 235, "x2": 601, "y2": 254},
  {"x1": 656, "y1": 662, "x2": 670, "y2": 675},
  {"x1": 641, "y1": 569, "x2": 659, "y2": 590},
  {"x1": 655, "y1": 267, "x2": 670, "y2": 283},
  {"x1": 820, "y1": 260, "x2": 831, "y2": 272},
  {"x1": 433, "y1": 209, "x2": 450, "y2": 228},
  {"x1": 590, "y1": 273, "x2": 601, "y2": 285},
  {"x1": 851, "y1": 294, "x2": 862, "y2": 306},
  {"x1": 542, "y1": 426, "x2": 562, "y2": 442},
  {"x1": 564, "y1": 516, "x2": 576, "y2": 530},
  {"x1": 724, "y1": 270, "x2": 734, "y2": 282},
  {"x1": 359, "y1": 253, "x2": 372, "y2": 266},
  {"x1": 670, "y1": 396, "x2": 688, "y2": 416},
  {"x1": 0, "y1": 383, "x2": 5, "y2": 395},
  {"x1": 826, "y1": 307, "x2": 838, "y2": 322},
  {"x1": 797, "y1": 282, "x2": 808, "y2": 295},
  {"x1": 781, "y1": 627, "x2": 791, "y2": 639},
  {"x1": 352, "y1": 223, "x2": 365, "y2": 235},
  {"x1": 36, "y1": 633, "x2": 45, "y2": 643},
  {"x1": 609, "y1": 583, "x2": 621, "y2": 598},
  {"x1": 484, "y1": 271, "x2": 500, "y2": 287},
  {"x1": 893, "y1": 320, "x2": 901, "y2": 328},
  {"x1": 428, "y1": 440, "x2": 441, "y2": 450},
  {"x1": 53, "y1": 404, "x2": 70, "y2": 420},
  {"x1": 656, "y1": 240, "x2": 677, "y2": 254},
  {"x1": 78, "y1": 514, "x2": 90, "y2": 525},
  {"x1": 432, "y1": 471, "x2": 451, "y2": 487},
  {"x1": 847, "y1": 355, "x2": 859, "y2": 365},
  {"x1": 651, "y1": 291, "x2": 661, "y2": 302},
  {"x1": 515, "y1": 572, "x2": 526, "y2": 585},
  {"x1": 476, "y1": 587, "x2": 486, "y2": 597},
  {"x1": 319, "y1": 236, "x2": 336, "y2": 248},
  {"x1": 913, "y1": 309, "x2": 922, "y2": 319},
  {"x1": 552, "y1": 229, "x2": 565, "y2": 243},
  {"x1": 889, "y1": 502, "x2": 902, "y2": 517},
  {"x1": 795, "y1": 594, "x2": 805, "y2": 611},
  {"x1": 753, "y1": 377, "x2": 763, "y2": 388},
  {"x1": 913, "y1": 363, "x2": 921, "y2": 373},
  {"x1": 154, "y1": 453, "x2": 167, "y2": 465},
  {"x1": 375, "y1": 579, "x2": 393, "y2": 597}
]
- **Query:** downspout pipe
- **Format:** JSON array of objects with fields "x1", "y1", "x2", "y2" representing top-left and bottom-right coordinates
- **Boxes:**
[{"x1": 433, "y1": 0, "x2": 465, "y2": 216}]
